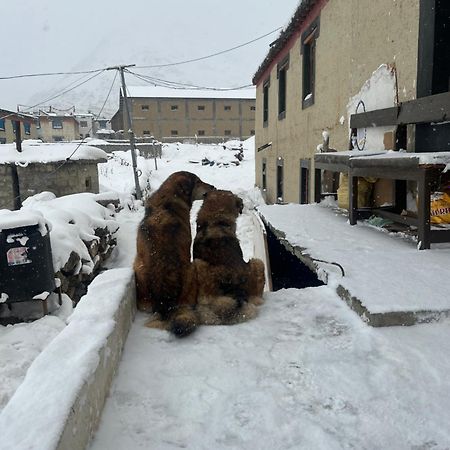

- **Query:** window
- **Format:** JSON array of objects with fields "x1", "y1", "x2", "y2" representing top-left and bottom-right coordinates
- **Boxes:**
[
  {"x1": 301, "y1": 16, "x2": 320, "y2": 109},
  {"x1": 143, "y1": 130, "x2": 151, "y2": 135},
  {"x1": 52, "y1": 119, "x2": 63, "y2": 129},
  {"x1": 24, "y1": 123, "x2": 31, "y2": 135},
  {"x1": 224, "y1": 106, "x2": 231, "y2": 111},
  {"x1": 224, "y1": 130, "x2": 232, "y2": 136},
  {"x1": 250, "y1": 106, "x2": 256, "y2": 111},
  {"x1": 198, "y1": 105, "x2": 205, "y2": 111},
  {"x1": 53, "y1": 136, "x2": 64, "y2": 142},
  {"x1": 0, "y1": 119, "x2": 5, "y2": 131},
  {"x1": 277, "y1": 54, "x2": 289, "y2": 119},
  {"x1": 300, "y1": 159, "x2": 310, "y2": 204},
  {"x1": 0, "y1": 137, "x2": 6, "y2": 144},
  {"x1": 262, "y1": 158, "x2": 267, "y2": 190},
  {"x1": 263, "y1": 78, "x2": 270, "y2": 127},
  {"x1": 35, "y1": 118, "x2": 41, "y2": 129},
  {"x1": 98, "y1": 120, "x2": 108, "y2": 128},
  {"x1": 171, "y1": 130, "x2": 178, "y2": 136},
  {"x1": 85, "y1": 176, "x2": 92, "y2": 189},
  {"x1": 198, "y1": 130, "x2": 205, "y2": 136},
  {"x1": 141, "y1": 105, "x2": 149, "y2": 110},
  {"x1": 277, "y1": 158, "x2": 284, "y2": 203},
  {"x1": 251, "y1": 130, "x2": 255, "y2": 135},
  {"x1": 79, "y1": 120, "x2": 88, "y2": 128},
  {"x1": 171, "y1": 105, "x2": 178, "y2": 111}
]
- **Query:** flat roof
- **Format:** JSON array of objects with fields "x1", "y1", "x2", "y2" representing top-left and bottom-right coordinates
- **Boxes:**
[{"x1": 124, "y1": 86, "x2": 256, "y2": 100}]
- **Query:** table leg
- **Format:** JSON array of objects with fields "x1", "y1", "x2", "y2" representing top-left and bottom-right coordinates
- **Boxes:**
[
  {"x1": 349, "y1": 172, "x2": 358, "y2": 225},
  {"x1": 417, "y1": 170, "x2": 431, "y2": 250}
]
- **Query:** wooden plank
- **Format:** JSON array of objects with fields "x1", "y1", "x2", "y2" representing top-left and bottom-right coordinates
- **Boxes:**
[
  {"x1": 398, "y1": 91, "x2": 450, "y2": 125},
  {"x1": 372, "y1": 209, "x2": 419, "y2": 227},
  {"x1": 430, "y1": 229, "x2": 450, "y2": 244},
  {"x1": 350, "y1": 106, "x2": 399, "y2": 129}
]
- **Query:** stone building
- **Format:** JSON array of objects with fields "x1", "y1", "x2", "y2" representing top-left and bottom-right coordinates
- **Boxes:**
[
  {"x1": 253, "y1": 0, "x2": 450, "y2": 204},
  {"x1": 111, "y1": 86, "x2": 256, "y2": 142},
  {"x1": 0, "y1": 142, "x2": 107, "y2": 209}
]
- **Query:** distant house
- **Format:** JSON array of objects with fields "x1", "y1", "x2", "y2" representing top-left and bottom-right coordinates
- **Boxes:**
[
  {"x1": 36, "y1": 111, "x2": 80, "y2": 142},
  {"x1": 112, "y1": 86, "x2": 256, "y2": 142},
  {"x1": 75, "y1": 113, "x2": 95, "y2": 139},
  {"x1": 252, "y1": 0, "x2": 450, "y2": 204},
  {"x1": 0, "y1": 109, "x2": 37, "y2": 145}
]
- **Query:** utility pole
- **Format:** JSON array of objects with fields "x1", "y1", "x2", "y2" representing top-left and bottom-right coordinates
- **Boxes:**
[{"x1": 107, "y1": 64, "x2": 142, "y2": 200}]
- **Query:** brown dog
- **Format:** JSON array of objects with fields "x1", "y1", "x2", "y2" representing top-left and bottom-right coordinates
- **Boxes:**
[
  {"x1": 134, "y1": 171, "x2": 215, "y2": 337},
  {"x1": 193, "y1": 190, "x2": 265, "y2": 325}
]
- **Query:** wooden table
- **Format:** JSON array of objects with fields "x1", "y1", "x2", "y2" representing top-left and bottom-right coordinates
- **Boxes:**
[{"x1": 314, "y1": 151, "x2": 450, "y2": 250}]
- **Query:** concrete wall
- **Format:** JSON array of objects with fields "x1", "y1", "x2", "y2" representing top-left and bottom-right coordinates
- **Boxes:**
[
  {"x1": 0, "y1": 161, "x2": 101, "y2": 209},
  {"x1": 127, "y1": 97, "x2": 255, "y2": 140},
  {"x1": 0, "y1": 119, "x2": 38, "y2": 144},
  {"x1": 255, "y1": 0, "x2": 420, "y2": 204},
  {"x1": 37, "y1": 117, "x2": 80, "y2": 142}
]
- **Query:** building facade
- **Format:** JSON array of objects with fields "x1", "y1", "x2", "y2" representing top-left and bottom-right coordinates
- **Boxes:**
[
  {"x1": 36, "y1": 112, "x2": 80, "y2": 142},
  {"x1": 112, "y1": 86, "x2": 256, "y2": 142},
  {"x1": 0, "y1": 109, "x2": 37, "y2": 144},
  {"x1": 253, "y1": 0, "x2": 448, "y2": 204}
]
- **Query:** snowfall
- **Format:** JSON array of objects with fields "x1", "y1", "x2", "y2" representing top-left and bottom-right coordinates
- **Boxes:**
[{"x1": 1, "y1": 138, "x2": 450, "y2": 450}]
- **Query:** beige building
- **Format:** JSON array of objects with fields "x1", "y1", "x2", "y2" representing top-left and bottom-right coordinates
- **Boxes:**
[
  {"x1": 0, "y1": 109, "x2": 37, "y2": 145},
  {"x1": 112, "y1": 86, "x2": 256, "y2": 142},
  {"x1": 253, "y1": 0, "x2": 449, "y2": 204},
  {"x1": 36, "y1": 112, "x2": 80, "y2": 142}
]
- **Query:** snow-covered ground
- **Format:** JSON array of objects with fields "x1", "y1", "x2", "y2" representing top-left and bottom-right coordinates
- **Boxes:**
[{"x1": 3, "y1": 138, "x2": 450, "y2": 449}]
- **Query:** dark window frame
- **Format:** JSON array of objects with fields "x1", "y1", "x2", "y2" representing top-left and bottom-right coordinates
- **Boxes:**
[
  {"x1": 171, "y1": 105, "x2": 179, "y2": 111},
  {"x1": 263, "y1": 77, "x2": 270, "y2": 127},
  {"x1": 277, "y1": 158, "x2": 284, "y2": 203},
  {"x1": 300, "y1": 159, "x2": 310, "y2": 204},
  {"x1": 24, "y1": 123, "x2": 31, "y2": 135},
  {"x1": 141, "y1": 104, "x2": 149, "y2": 111},
  {"x1": 52, "y1": 119, "x2": 63, "y2": 129},
  {"x1": 198, "y1": 130, "x2": 205, "y2": 136},
  {"x1": 171, "y1": 130, "x2": 179, "y2": 136},
  {"x1": 224, "y1": 105, "x2": 232, "y2": 111},
  {"x1": 143, "y1": 130, "x2": 151, "y2": 135},
  {"x1": 224, "y1": 129, "x2": 232, "y2": 136},
  {"x1": 197, "y1": 105, "x2": 205, "y2": 111},
  {"x1": 277, "y1": 53, "x2": 290, "y2": 120},
  {"x1": 301, "y1": 16, "x2": 320, "y2": 109},
  {"x1": 0, "y1": 118, "x2": 5, "y2": 131}
]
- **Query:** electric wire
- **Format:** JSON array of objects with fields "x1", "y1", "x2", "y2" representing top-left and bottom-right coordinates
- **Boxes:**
[
  {"x1": 0, "y1": 68, "x2": 104, "y2": 81},
  {"x1": 135, "y1": 26, "x2": 282, "y2": 69},
  {"x1": 126, "y1": 70, "x2": 253, "y2": 92}
]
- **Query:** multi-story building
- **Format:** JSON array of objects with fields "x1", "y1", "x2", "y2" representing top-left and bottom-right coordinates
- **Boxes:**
[
  {"x1": 253, "y1": 0, "x2": 450, "y2": 204},
  {"x1": 36, "y1": 111, "x2": 80, "y2": 142},
  {"x1": 0, "y1": 109, "x2": 37, "y2": 144},
  {"x1": 111, "y1": 86, "x2": 256, "y2": 142}
]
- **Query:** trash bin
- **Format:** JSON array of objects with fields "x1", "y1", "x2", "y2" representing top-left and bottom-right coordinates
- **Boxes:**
[{"x1": 0, "y1": 222, "x2": 56, "y2": 307}]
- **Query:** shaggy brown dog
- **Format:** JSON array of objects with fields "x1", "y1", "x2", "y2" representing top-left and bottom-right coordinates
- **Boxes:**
[
  {"x1": 134, "y1": 171, "x2": 215, "y2": 337},
  {"x1": 193, "y1": 190, "x2": 265, "y2": 325}
]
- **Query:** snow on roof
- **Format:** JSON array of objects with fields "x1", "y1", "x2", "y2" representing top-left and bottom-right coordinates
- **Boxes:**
[
  {"x1": 124, "y1": 86, "x2": 256, "y2": 100},
  {"x1": 0, "y1": 141, "x2": 108, "y2": 164}
]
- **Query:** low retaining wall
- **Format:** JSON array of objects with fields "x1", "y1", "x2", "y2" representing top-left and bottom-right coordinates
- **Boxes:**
[
  {"x1": 92, "y1": 143, "x2": 161, "y2": 159},
  {"x1": 0, "y1": 268, "x2": 135, "y2": 450}
]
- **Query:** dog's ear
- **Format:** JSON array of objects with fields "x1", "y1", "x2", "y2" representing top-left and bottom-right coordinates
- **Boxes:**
[{"x1": 237, "y1": 197, "x2": 244, "y2": 214}]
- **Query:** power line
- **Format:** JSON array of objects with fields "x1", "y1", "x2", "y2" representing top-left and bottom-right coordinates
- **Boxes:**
[
  {"x1": 135, "y1": 26, "x2": 282, "y2": 69},
  {"x1": 0, "y1": 68, "x2": 104, "y2": 81},
  {"x1": 126, "y1": 70, "x2": 253, "y2": 91}
]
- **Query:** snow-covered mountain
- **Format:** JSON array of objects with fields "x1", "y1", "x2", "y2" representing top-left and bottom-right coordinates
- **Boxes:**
[{"x1": 2, "y1": 0, "x2": 300, "y2": 117}]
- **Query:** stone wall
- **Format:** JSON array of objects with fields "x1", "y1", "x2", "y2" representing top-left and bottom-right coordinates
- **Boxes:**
[
  {"x1": 0, "y1": 165, "x2": 14, "y2": 210},
  {"x1": 0, "y1": 160, "x2": 101, "y2": 209},
  {"x1": 93, "y1": 142, "x2": 162, "y2": 159}
]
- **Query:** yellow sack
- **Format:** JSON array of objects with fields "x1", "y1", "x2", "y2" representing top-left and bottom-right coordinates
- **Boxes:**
[
  {"x1": 337, "y1": 173, "x2": 374, "y2": 209},
  {"x1": 430, "y1": 190, "x2": 450, "y2": 224}
]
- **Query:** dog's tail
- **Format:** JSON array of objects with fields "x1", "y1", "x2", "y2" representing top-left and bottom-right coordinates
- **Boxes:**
[{"x1": 169, "y1": 306, "x2": 199, "y2": 338}]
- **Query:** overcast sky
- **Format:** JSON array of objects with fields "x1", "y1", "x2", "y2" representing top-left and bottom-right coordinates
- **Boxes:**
[{"x1": 1, "y1": 0, "x2": 300, "y2": 114}]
